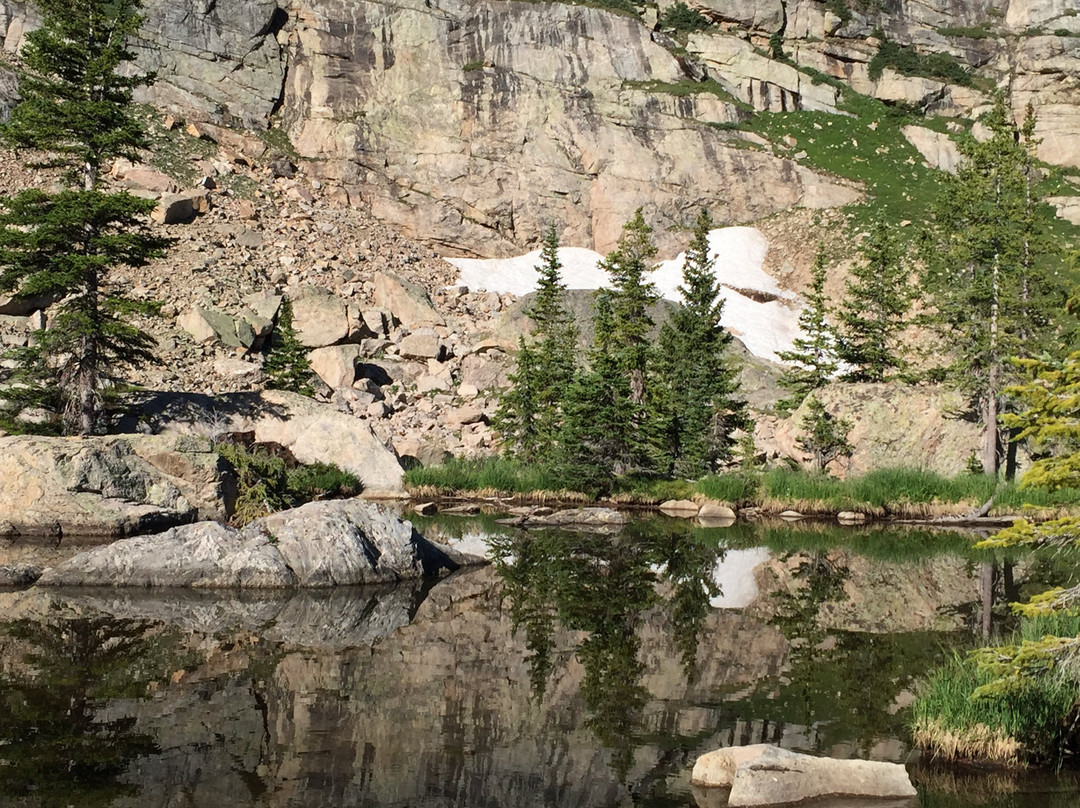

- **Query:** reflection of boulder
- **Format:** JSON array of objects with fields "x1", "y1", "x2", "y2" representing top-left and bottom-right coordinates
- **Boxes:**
[
  {"x1": 43, "y1": 583, "x2": 430, "y2": 649},
  {"x1": 36, "y1": 500, "x2": 484, "y2": 588}
]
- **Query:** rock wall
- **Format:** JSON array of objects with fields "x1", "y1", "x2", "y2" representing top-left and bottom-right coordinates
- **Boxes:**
[{"x1": 3, "y1": 0, "x2": 1080, "y2": 254}]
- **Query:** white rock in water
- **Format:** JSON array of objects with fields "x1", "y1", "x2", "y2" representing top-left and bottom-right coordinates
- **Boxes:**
[{"x1": 691, "y1": 744, "x2": 917, "y2": 807}]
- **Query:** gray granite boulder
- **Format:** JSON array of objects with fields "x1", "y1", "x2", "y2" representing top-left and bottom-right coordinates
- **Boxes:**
[
  {"x1": 35, "y1": 500, "x2": 482, "y2": 588},
  {"x1": 0, "y1": 433, "x2": 228, "y2": 538}
]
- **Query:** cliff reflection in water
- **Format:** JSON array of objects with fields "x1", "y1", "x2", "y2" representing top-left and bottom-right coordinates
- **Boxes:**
[{"x1": 0, "y1": 519, "x2": 1012, "y2": 808}]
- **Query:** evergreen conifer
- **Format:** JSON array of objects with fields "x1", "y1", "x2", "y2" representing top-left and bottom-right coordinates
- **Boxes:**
[
  {"x1": 494, "y1": 225, "x2": 577, "y2": 462},
  {"x1": 655, "y1": 209, "x2": 748, "y2": 477},
  {"x1": 796, "y1": 396, "x2": 853, "y2": 474},
  {"x1": 588, "y1": 209, "x2": 663, "y2": 473},
  {"x1": 777, "y1": 246, "x2": 838, "y2": 412},
  {"x1": 557, "y1": 291, "x2": 634, "y2": 491},
  {"x1": 0, "y1": 0, "x2": 169, "y2": 434},
  {"x1": 922, "y1": 95, "x2": 1064, "y2": 475},
  {"x1": 263, "y1": 297, "x2": 315, "y2": 396},
  {"x1": 836, "y1": 222, "x2": 913, "y2": 382}
]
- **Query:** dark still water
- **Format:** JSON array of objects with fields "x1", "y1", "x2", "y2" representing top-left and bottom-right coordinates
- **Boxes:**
[{"x1": 0, "y1": 516, "x2": 1078, "y2": 808}]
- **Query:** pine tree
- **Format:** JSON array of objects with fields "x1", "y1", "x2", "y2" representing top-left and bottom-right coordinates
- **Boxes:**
[
  {"x1": 777, "y1": 246, "x2": 838, "y2": 412},
  {"x1": 602, "y1": 209, "x2": 659, "y2": 399},
  {"x1": 0, "y1": 0, "x2": 169, "y2": 434},
  {"x1": 556, "y1": 291, "x2": 634, "y2": 491},
  {"x1": 494, "y1": 225, "x2": 577, "y2": 463},
  {"x1": 493, "y1": 338, "x2": 541, "y2": 460},
  {"x1": 922, "y1": 95, "x2": 1064, "y2": 476},
  {"x1": 263, "y1": 297, "x2": 314, "y2": 396},
  {"x1": 796, "y1": 396, "x2": 853, "y2": 474},
  {"x1": 590, "y1": 209, "x2": 662, "y2": 473},
  {"x1": 836, "y1": 222, "x2": 913, "y2": 382},
  {"x1": 655, "y1": 209, "x2": 748, "y2": 477}
]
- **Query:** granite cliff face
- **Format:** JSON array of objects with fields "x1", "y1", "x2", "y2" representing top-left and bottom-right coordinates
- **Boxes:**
[
  {"x1": 4, "y1": 0, "x2": 1080, "y2": 255},
  {"x1": 11, "y1": 0, "x2": 1078, "y2": 256}
]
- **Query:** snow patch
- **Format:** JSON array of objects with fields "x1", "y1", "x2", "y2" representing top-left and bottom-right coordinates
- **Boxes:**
[{"x1": 446, "y1": 227, "x2": 801, "y2": 363}]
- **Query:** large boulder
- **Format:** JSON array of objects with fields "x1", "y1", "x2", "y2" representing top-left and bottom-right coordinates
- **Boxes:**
[
  {"x1": 288, "y1": 285, "x2": 350, "y2": 348},
  {"x1": 691, "y1": 744, "x2": 917, "y2": 807},
  {"x1": 36, "y1": 499, "x2": 483, "y2": 588},
  {"x1": 307, "y1": 344, "x2": 363, "y2": 389},
  {"x1": 178, "y1": 304, "x2": 256, "y2": 351},
  {"x1": 373, "y1": 272, "x2": 445, "y2": 329},
  {"x1": 0, "y1": 434, "x2": 228, "y2": 538}
]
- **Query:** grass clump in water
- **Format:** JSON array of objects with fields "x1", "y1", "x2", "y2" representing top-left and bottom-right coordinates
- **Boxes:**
[{"x1": 912, "y1": 613, "x2": 1080, "y2": 767}]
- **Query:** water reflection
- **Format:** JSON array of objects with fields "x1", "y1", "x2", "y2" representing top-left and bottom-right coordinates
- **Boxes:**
[
  {"x1": 0, "y1": 616, "x2": 177, "y2": 806},
  {"x1": 490, "y1": 521, "x2": 722, "y2": 778},
  {"x1": 0, "y1": 517, "x2": 1073, "y2": 807}
]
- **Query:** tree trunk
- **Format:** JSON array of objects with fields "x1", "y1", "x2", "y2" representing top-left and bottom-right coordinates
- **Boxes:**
[
  {"x1": 979, "y1": 561, "x2": 994, "y2": 639},
  {"x1": 981, "y1": 389, "x2": 999, "y2": 477}
]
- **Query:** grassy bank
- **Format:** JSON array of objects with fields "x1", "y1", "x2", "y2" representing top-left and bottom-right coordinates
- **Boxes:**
[
  {"x1": 912, "y1": 614, "x2": 1080, "y2": 767},
  {"x1": 404, "y1": 458, "x2": 1080, "y2": 518}
]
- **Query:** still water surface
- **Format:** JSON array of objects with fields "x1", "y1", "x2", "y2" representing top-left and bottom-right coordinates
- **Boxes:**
[{"x1": 0, "y1": 514, "x2": 1078, "y2": 808}]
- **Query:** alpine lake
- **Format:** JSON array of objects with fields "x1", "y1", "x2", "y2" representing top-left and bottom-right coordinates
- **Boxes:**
[{"x1": 1, "y1": 508, "x2": 1079, "y2": 808}]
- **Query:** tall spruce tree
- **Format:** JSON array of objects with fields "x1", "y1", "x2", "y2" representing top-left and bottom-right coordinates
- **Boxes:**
[
  {"x1": 494, "y1": 225, "x2": 577, "y2": 462},
  {"x1": 777, "y1": 246, "x2": 838, "y2": 412},
  {"x1": 595, "y1": 209, "x2": 661, "y2": 472},
  {"x1": 494, "y1": 338, "x2": 542, "y2": 460},
  {"x1": 656, "y1": 209, "x2": 748, "y2": 477},
  {"x1": 557, "y1": 291, "x2": 634, "y2": 491},
  {"x1": 836, "y1": 222, "x2": 913, "y2": 382},
  {"x1": 0, "y1": 0, "x2": 169, "y2": 434},
  {"x1": 922, "y1": 95, "x2": 1063, "y2": 475}
]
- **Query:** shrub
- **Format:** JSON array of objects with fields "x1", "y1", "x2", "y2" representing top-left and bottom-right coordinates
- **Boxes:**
[
  {"x1": 868, "y1": 31, "x2": 973, "y2": 86},
  {"x1": 218, "y1": 441, "x2": 361, "y2": 525},
  {"x1": 658, "y1": 1, "x2": 709, "y2": 33}
]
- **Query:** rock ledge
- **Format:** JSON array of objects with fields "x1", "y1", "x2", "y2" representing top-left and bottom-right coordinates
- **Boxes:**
[{"x1": 36, "y1": 500, "x2": 483, "y2": 588}]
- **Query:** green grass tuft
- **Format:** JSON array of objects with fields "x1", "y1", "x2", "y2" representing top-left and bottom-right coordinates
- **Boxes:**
[{"x1": 912, "y1": 639, "x2": 1079, "y2": 766}]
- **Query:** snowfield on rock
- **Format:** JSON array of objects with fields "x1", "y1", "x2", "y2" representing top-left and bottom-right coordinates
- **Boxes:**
[{"x1": 447, "y1": 227, "x2": 802, "y2": 363}]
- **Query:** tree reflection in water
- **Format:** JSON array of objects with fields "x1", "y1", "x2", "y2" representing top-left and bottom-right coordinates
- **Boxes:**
[
  {"x1": 0, "y1": 615, "x2": 193, "y2": 807},
  {"x1": 490, "y1": 520, "x2": 722, "y2": 779}
]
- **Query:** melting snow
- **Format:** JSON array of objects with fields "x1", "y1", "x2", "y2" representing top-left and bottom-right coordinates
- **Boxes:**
[{"x1": 446, "y1": 227, "x2": 801, "y2": 363}]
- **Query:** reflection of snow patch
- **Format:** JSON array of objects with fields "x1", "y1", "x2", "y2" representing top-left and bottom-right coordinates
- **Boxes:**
[
  {"x1": 442, "y1": 532, "x2": 496, "y2": 560},
  {"x1": 710, "y1": 547, "x2": 772, "y2": 609},
  {"x1": 446, "y1": 227, "x2": 801, "y2": 363}
]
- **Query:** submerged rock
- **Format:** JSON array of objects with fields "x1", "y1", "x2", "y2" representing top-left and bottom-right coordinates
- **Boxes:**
[
  {"x1": 36, "y1": 500, "x2": 484, "y2": 588},
  {"x1": 499, "y1": 507, "x2": 629, "y2": 531},
  {"x1": 691, "y1": 744, "x2": 917, "y2": 807}
]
